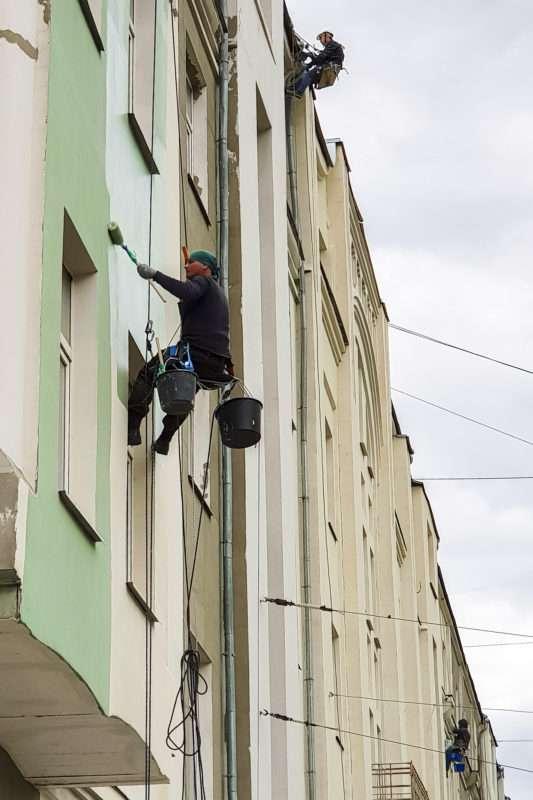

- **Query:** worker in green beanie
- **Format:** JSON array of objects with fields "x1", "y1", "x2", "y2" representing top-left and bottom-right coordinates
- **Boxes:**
[{"x1": 129, "y1": 249, "x2": 232, "y2": 454}]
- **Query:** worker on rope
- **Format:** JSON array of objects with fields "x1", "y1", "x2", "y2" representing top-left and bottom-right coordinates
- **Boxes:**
[
  {"x1": 290, "y1": 31, "x2": 345, "y2": 98},
  {"x1": 445, "y1": 718, "x2": 470, "y2": 775},
  {"x1": 128, "y1": 250, "x2": 233, "y2": 455}
]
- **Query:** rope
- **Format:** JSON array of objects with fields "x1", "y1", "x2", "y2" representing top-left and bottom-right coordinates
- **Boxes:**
[
  {"x1": 143, "y1": 2, "x2": 159, "y2": 796},
  {"x1": 166, "y1": 410, "x2": 216, "y2": 799}
]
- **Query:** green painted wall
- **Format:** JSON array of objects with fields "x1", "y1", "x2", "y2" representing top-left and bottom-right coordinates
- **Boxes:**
[{"x1": 22, "y1": 0, "x2": 111, "y2": 710}]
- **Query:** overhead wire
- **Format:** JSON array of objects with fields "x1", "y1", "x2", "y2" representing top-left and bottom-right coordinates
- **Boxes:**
[
  {"x1": 260, "y1": 710, "x2": 533, "y2": 775},
  {"x1": 463, "y1": 641, "x2": 533, "y2": 649},
  {"x1": 392, "y1": 388, "x2": 533, "y2": 447},
  {"x1": 327, "y1": 693, "x2": 533, "y2": 715},
  {"x1": 416, "y1": 476, "x2": 533, "y2": 481},
  {"x1": 389, "y1": 323, "x2": 533, "y2": 376},
  {"x1": 262, "y1": 596, "x2": 533, "y2": 639}
]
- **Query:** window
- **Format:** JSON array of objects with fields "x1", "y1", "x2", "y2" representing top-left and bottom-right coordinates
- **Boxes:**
[
  {"x1": 127, "y1": 0, "x2": 158, "y2": 172},
  {"x1": 58, "y1": 211, "x2": 98, "y2": 534},
  {"x1": 126, "y1": 335, "x2": 155, "y2": 616},
  {"x1": 363, "y1": 530, "x2": 370, "y2": 613},
  {"x1": 325, "y1": 418, "x2": 337, "y2": 535},
  {"x1": 189, "y1": 389, "x2": 212, "y2": 507},
  {"x1": 370, "y1": 547, "x2": 377, "y2": 617},
  {"x1": 186, "y1": 77, "x2": 194, "y2": 175},
  {"x1": 185, "y1": 47, "x2": 208, "y2": 203},
  {"x1": 427, "y1": 524, "x2": 437, "y2": 588},
  {"x1": 395, "y1": 515, "x2": 407, "y2": 567},
  {"x1": 59, "y1": 268, "x2": 72, "y2": 490},
  {"x1": 369, "y1": 708, "x2": 376, "y2": 764}
]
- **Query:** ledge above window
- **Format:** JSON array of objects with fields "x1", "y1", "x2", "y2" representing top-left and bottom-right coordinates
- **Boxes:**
[
  {"x1": 59, "y1": 490, "x2": 102, "y2": 543},
  {"x1": 78, "y1": 0, "x2": 104, "y2": 53},
  {"x1": 128, "y1": 114, "x2": 159, "y2": 175}
]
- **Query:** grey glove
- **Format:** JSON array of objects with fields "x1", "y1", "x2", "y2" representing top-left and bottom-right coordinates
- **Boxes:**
[{"x1": 137, "y1": 263, "x2": 156, "y2": 280}]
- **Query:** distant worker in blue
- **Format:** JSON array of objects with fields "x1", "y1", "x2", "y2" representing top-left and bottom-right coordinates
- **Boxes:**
[
  {"x1": 291, "y1": 31, "x2": 345, "y2": 98},
  {"x1": 445, "y1": 719, "x2": 470, "y2": 775}
]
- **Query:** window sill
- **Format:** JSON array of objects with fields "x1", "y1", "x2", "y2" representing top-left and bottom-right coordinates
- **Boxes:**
[
  {"x1": 128, "y1": 114, "x2": 159, "y2": 175},
  {"x1": 188, "y1": 475, "x2": 213, "y2": 518},
  {"x1": 187, "y1": 174, "x2": 211, "y2": 226},
  {"x1": 78, "y1": 0, "x2": 104, "y2": 52},
  {"x1": 59, "y1": 490, "x2": 102, "y2": 543},
  {"x1": 126, "y1": 581, "x2": 158, "y2": 624}
]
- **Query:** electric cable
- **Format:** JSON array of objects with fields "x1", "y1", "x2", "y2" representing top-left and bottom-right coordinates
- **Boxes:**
[
  {"x1": 416, "y1": 476, "x2": 533, "y2": 481},
  {"x1": 392, "y1": 388, "x2": 533, "y2": 447},
  {"x1": 260, "y1": 710, "x2": 533, "y2": 775},
  {"x1": 262, "y1": 597, "x2": 533, "y2": 639},
  {"x1": 328, "y1": 693, "x2": 533, "y2": 715},
  {"x1": 389, "y1": 323, "x2": 533, "y2": 376},
  {"x1": 463, "y1": 641, "x2": 533, "y2": 648}
]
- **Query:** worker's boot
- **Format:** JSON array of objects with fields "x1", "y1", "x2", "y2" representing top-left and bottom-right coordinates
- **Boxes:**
[
  {"x1": 128, "y1": 415, "x2": 142, "y2": 446},
  {"x1": 153, "y1": 415, "x2": 181, "y2": 455}
]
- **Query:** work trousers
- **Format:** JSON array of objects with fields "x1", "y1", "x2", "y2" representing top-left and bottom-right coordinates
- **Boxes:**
[
  {"x1": 292, "y1": 66, "x2": 321, "y2": 95},
  {"x1": 128, "y1": 344, "x2": 231, "y2": 443}
]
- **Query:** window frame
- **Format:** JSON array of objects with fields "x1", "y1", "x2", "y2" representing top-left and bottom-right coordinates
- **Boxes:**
[{"x1": 58, "y1": 333, "x2": 72, "y2": 492}]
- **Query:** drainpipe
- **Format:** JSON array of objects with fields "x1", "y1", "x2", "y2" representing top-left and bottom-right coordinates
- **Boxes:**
[
  {"x1": 217, "y1": 2, "x2": 237, "y2": 798},
  {"x1": 286, "y1": 94, "x2": 316, "y2": 800}
]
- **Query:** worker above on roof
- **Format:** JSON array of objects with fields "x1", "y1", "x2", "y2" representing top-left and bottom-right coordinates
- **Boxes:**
[
  {"x1": 128, "y1": 250, "x2": 233, "y2": 455},
  {"x1": 291, "y1": 31, "x2": 345, "y2": 98},
  {"x1": 445, "y1": 718, "x2": 471, "y2": 775}
]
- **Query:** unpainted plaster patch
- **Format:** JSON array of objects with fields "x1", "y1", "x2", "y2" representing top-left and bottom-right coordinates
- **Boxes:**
[
  {"x1": 0, "y1": 29, "x2": 38, "y2": 60},
  {"x1": 38, "y1": 0, "x2": 51, "y2": 25}
]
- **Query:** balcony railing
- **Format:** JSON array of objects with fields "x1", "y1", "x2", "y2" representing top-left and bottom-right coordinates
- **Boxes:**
[{"x1": 372, "y1": 762, "x2": 430, "y2": 800}]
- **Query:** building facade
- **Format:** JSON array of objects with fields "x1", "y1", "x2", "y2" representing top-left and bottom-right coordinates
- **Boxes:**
[{"x1": 0, "y1": 1, "x2": 507, "y2": 799}]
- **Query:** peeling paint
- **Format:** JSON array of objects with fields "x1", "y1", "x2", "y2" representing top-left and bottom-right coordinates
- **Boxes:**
[
  {"x1": 0, "y1": 29, "x2": 38, "y2": 60},
  {"x1": 38, "y1": 0, "x2": 51, "y2": 25}
]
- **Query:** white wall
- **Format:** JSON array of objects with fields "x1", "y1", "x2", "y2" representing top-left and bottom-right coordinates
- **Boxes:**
[{"x1": 0, "y1": 2, "x2": 49, "y2": 487}]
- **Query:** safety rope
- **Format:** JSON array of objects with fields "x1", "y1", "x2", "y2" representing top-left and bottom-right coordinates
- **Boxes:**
[
  {"x1": 143, "y1": 2, "x2": 159, "y2": 796},
  {"x1": 166, "y1": 412, "x2": 217, "y2": 800}
]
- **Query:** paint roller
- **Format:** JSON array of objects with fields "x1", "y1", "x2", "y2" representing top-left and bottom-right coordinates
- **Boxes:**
[
  {"x1": 109, "y1": 222, "x2": 190, "y2": 268},
  {"x1": 107, "y1": 222, "x2": 138, "y2": 264}
]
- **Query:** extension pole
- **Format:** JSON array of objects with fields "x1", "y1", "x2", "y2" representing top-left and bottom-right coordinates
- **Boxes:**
[
  {"x1": 217, "y1": 2, "x2": 238, "y2": 798},
  {"x1": 286, "y1": 95, "x2": 316, "y2": 800}
]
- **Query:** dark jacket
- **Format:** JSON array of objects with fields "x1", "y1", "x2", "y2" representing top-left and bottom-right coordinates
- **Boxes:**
[
  {"x1": 310, "y1": 40, "x2": 344, "y2": 68},
  {"x1": 154, "y1": 272, "x2": 231, "y2": 358},
  {"x1": 452, "y1": 727, "x2": 470, "y2": 751}
]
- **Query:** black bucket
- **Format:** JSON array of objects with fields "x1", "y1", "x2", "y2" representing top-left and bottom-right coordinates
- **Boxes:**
[
  {"x1": 215, "y1": 397, "x2": 263, "y2": 449},
  {"x1": 156, "y1": 369, "x2": 196, "y2": 416}
]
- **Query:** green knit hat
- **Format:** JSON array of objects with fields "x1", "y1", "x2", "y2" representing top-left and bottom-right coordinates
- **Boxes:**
[{"x1": 189, "y1": 249, "x2": 220, "y2": 279}]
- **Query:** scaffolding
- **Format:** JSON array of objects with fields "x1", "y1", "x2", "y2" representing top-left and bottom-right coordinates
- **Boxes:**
[{"x1": 372, "y1": 762, "x2": 430, "y2": 800}]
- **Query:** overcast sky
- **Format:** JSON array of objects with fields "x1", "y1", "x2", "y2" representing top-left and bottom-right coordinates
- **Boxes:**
[{"x1": 288, "y1": 2, "x2": 533, "y2": 796}]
